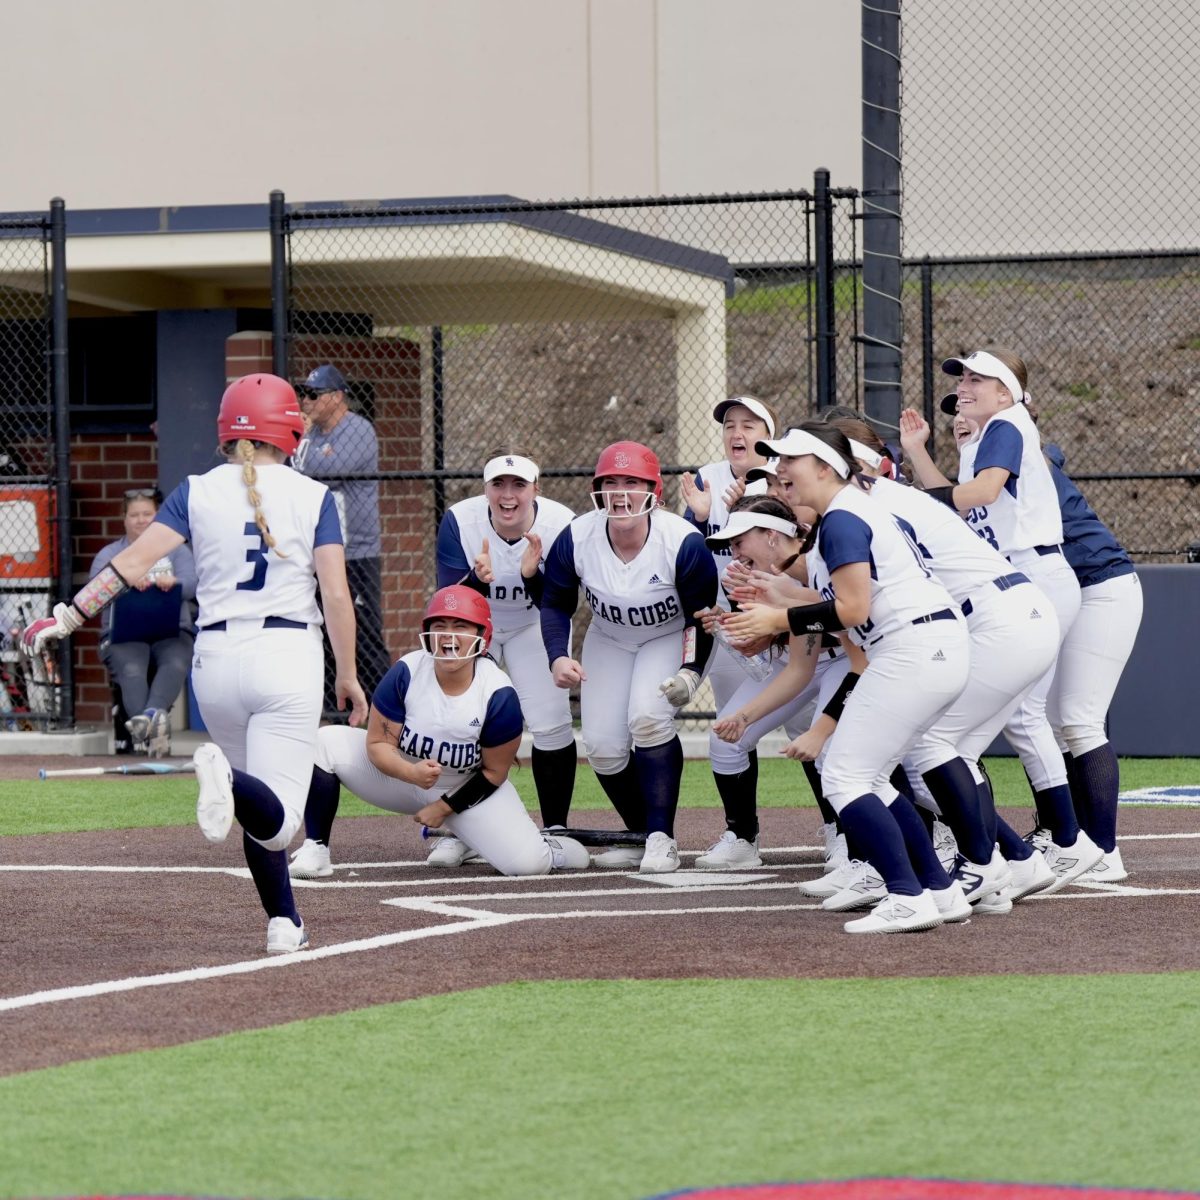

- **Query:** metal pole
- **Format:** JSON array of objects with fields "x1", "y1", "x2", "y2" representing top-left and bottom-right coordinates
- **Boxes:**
[
  {"x1": 269, "y1": 190, "x2": 288, "y2": 378},
  {"x1": 813, "y1": 168, "x2": 837, "y2": 408},
  {"x1": 920, "y1": 259, "x2": 934, "y2": 428},
  {"x1": 861, "y1": 0, "x2": 903, "y2": 432},
  {"x1": 431, "y1": 326, "x2": 445, "y2": 525},
  {"x1": 49, "y1": 197, "x2": 74, "y2": 727}
]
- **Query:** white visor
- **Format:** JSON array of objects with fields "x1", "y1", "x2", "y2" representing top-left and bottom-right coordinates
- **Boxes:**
[
  {"x1": 484, "y1": 454, "x2": 539, "y2": 483},
  {"x1": 713, "y1": 395, "x2": 777, "y2": 438},
  {"x1": 705, "y1": 510, "x2": 799, "y2": 547},
  {"x1": 755, "y1": 430, "x2": 851, "y2": 479},
  {"x1": 942, "y1": 351, "x2": 1027, "y2": 407},
  {"x1": 846, "y1": 439, "x2": 884, "y2": 470}
]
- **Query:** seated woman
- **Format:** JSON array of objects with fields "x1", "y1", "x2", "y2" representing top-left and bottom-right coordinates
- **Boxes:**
[
  {"x1": 90, "y1": 488, "x2": 197, "y2": 756},
  {"x1": 289, "y1": 586, "x2": 591, "y2": 878}
]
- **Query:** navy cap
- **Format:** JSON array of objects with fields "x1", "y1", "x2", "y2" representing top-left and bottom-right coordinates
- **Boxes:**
[
  {"x1": 940, "y1": 393, "x2": 960, "y2": 415},
  {"x1": 301, "y1": 364, "x2": 348, "y2": 393}
]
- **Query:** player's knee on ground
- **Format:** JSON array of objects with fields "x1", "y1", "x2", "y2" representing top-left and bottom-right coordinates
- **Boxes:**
[{"x1": 487, "y1": 837, "x2": 553, "y2": 877}]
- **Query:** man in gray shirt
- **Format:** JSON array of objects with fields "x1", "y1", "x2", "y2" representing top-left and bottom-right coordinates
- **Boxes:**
[{"x1": 294, "y1": 364, "x2": 390, "y2": 707}]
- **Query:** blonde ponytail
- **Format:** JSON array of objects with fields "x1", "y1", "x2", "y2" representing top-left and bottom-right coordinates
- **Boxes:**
[{"x1": 236, "y1": 439, "x2": 288, "y2": 557}]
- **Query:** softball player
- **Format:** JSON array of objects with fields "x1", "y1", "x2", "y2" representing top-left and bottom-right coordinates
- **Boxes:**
[
  {"x1": 25, "y1": 374, "x2": 369, "y2": 954},
  {"x1": 829, "y1": 416, "x2": 1060, "y2": 906},
  {"x1": 723, "y1": 423, "x2": 971, "y2": 934},
  {"x1": 288, "y1": 586, "x2": 589, "y2": 878},
  {"x1": 900, "y1": 347, "x2": 1103, "y2": 889},
  {"x1": 432, "y1": 447, "x2": 576, "y2": 865},
  {"x1": 540, "y1": 441, "x2": 718, "y2": 873}
]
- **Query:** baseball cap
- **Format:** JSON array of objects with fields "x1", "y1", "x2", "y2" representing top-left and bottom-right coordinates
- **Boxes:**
[
  {"x1": 483, "y1": 453, "x2": 539, "y2": 483},
  {"x1": 713, "y1": 395, "x2": 777, "y2": 438},
  {"x1": 704, "y1": 509, "x2": 798, "y2": 548},
  {"x1": 300, "y1": 364, "x2": 348, "y2": 393},
  {"x1": 940, "y1": 350, "x2": 1026, "y2": 414}
]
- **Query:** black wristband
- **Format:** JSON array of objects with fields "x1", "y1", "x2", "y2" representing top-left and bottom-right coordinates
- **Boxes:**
[
  {"x1": 926, "y1": 485, "x2": 957, "y2": 509},
  {"x1": 787, "y1": 599, "x2": 846, "y2": 636},
  {"x1": 442, "y1": 768, "x2": 499, "y2": 814},
  {"x1": 821, "y1": 671, "x2": 861, "y2": 722}
]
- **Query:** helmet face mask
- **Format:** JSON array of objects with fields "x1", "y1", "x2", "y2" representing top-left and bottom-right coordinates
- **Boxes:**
[
  {"x1": 218, "y1": 374, "x2": 306, "y2": 457},
  {"x1": 421, "y1": 585, "x2": 493, "y2": 659},
  {"x1": 590, "y1": 441, "x2": 662, "y2": 519}
]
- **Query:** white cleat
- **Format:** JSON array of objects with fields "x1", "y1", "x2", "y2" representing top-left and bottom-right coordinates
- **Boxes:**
[
  {"x1": 593, "y1": 845, "x2": 645, "y2": 868},
  {"x1": 1006, "y1": 848, "x2": 1055, "y2": 900},
  {"x1": 289, "y1": 838, "x2": 333, "y2": 879},
  {"x1": 544, "y1": 832, "x2": 591, "y2": 870},
  {"x1": 1041, "y1": 830, "x2": 1105, "y2": 894},
  {"x1": 1082, "y1": 846, "x2": 1128, "y2": 883},
  {"x1": 193, "y1": 743, "x2": 234, "y2": 843},
  {"x1": 639, "y1": 831, "x2": 681, "y2": 874},
  {"x1": 266, "y1": 916, "x2": 309, "y2": 954},
  {"x1": 695, "y1": 830, "x2": 763, "y2": 870},
  {"x1": 426, "y1": 836, "x2": 484, "y2": 867},
  {"x1": 844, "y1": 890, "x2": 943, "y2": 934},
  {"x1": 930, "y1": 880, "x2": 973, "y2": 923}
]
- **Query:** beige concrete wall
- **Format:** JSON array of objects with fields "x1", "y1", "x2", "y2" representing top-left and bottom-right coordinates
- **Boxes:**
[{"x1": 2, "y1": 0, "x2": 858, "y2": 212}]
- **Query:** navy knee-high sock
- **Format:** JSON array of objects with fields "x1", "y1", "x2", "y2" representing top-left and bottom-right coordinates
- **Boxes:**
[
  {"x1": 532, "y1": 743, "x2": 577, "y2": 828},
  {"x1": 243, "y1": 831, "x2": 299, "y2": 923},
  {"x1": 803, "y1": 759, "x2": 838, "y2": 825},
  {"x1": 977, "y1": 760, "x2": 1000, "y2": 846},
  {"x1": 922, "y1": 758, "x2": 993, "y2": 864},
  {"x1": 232, "y1": 768, "x2": 286, "y2": 843},
  {"x1": 595, "y1": 759, "x2": 645, "y2": 831},
  {"x1": 634, "y1": 737, "x2": 684, "y2": 837},
  {"x1": 1070, "y1": 743, "x2": 1121, "y2": 852},
  {"x1": 714, "y1": 749, "x2": 759, "y2": 842},
  {"x1": 836, "y1": 794, "x2": 922, "y2": 897},
  {"x1": 1033, "y1": 783, "x2": 1080, "y2": 846},
  {"x1": 888, "y1": 792, "x2": 953, "y2": 890},
  {"x1": 303, "y1": 765, "x2": 341, "y2": 846},
  {"x1": 996, "y1": 815, "x2": 1032, "y2": 862}
]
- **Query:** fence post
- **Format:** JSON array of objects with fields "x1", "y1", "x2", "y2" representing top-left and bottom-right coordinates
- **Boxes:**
[
  {"x1": 269, "y1": 190, "x2": 288, "y2": 379},
  {"x1": 813, "y1": 168, "x2": 837, "y2": 408},
  {"x1": 49, "y1": 197, "x2": 74, "y2": 727},
  {"x1": 920, "y1": 258, "x2": 934, "y2": 428},
  {"x1": 861, "y1": 0, "x2": 903, "y2": 432},
  {"x1": 431, "y1": 326, "x2": 446, "y2": 525}
]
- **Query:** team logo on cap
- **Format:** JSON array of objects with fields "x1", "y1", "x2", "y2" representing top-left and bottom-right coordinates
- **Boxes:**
[
  {"x1": 505, "y1": 457, "x2": 514, "y2": 466},
  {"x1": 443, "y1": 593, "x2": 459, "y2": 610},
  {"x1": 235, "y1": 415, "x2": 251, "y2": 427},
  {"x1": 614, "y1": 451, "x2": 631, "y2": 469}
]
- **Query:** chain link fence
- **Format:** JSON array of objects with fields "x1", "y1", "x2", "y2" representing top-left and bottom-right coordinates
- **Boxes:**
[
  {"x1": 281, "y1": 186, "x2": 861, "y2": 720},
  {"x1": 0, "y1": 214, "x2": 60, "y2": 728},
  {"x1": 898, "y1": 0, "x2": 1200, "y2": 558}
]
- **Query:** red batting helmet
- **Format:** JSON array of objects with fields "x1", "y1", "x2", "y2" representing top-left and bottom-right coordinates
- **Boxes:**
[
  {"x1": 421, "y1": 585, "x2": 493, "y2": 658},
  {"x1": 592, "y1": 441, "x2": 663, "y2": 501},
  {"x1": 217, "y1": 374, "x2": 306, "y2": 456}
]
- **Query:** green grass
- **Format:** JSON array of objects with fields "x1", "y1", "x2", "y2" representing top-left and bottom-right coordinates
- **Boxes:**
[
  {"x1": 3, "y1": 756, "x2": 1196, "y2": 837},
  {"x1": 2, "y1": 975, "x2": 1198, "y2": 1199}
]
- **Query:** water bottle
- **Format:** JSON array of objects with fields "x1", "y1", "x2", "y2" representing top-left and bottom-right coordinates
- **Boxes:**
[{"x1": 713, "y1": 623, "x2": 775, "y2": 683}]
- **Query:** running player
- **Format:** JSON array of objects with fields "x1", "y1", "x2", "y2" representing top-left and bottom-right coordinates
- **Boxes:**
[
  {"x1": 288, "y1": 586, "x2": 590, "y2": 878},
  {"x1": 24, "y1": 374, "x2": 369, "y2": 954},
  {"x1": 723, "y1": 423, "x2": 970, "y2": 934},
  {"x1": 429, "y1": 447, "x2": 576, "y2": 866},
  {"x1": 900, "y1": 347, "x2": 1104, "y2": 886},
  {"x1": 540, "y1": 441, "x2": 718, "y2": 873}
]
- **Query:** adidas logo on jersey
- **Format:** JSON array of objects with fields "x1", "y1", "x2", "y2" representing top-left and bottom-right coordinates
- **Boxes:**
[
  {"x1": 931, "y1": 649, "x2": 946, "y2": 662},
  {"x1": 1030, "y1": 608, "x2": 1042, "y2": 619},
  {"x1": 648, "y1": 573, "x2": 663, "y2": 584},
  {"x1": 468, "y1": 717, "x2": 481, "y2": 727}
]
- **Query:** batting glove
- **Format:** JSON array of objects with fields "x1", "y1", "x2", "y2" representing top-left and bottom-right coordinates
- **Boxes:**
[
  {"x1": 658, "y1": 668, "x2": 700, "y2": 708},
  {"x1": 22, "y1": 603, "x2": 84, "y2": 656}
]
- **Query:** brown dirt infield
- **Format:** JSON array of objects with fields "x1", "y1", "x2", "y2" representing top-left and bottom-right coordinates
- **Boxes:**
[{"x1": 2, "y1": 804, "x2": 1196, "y2": 1078}]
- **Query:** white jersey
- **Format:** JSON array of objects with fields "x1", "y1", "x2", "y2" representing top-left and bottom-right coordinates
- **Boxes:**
[
  {"x1": 869, "y1": 476, "x2": 1015, "y2": 604},
  {"x1": 438, "y1": 494, "x2": 574, "y2": 633},
  {"x1": 810, "y1": 483, "x2": 956, "y2": 646},
  {"x1": 157, "y1": 462, "x2": 338, "y2": 628},
  {"x1": 371, "y1": 650, "x2": 524, "y2": 792},
  {"x1": 957, "y1": 405, "x2": 1063, "y2": 556},
  {"x1": 691, "y1": 459, "x2": 768, "y2": 608},
  {"x1": 543, "y1": 507, "x2": 715, "y2": 649}
]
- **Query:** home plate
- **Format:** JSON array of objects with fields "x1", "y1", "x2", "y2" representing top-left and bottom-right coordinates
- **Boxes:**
[{"x1": 639, "y1": 871, "x2": 771, "y2": 887}]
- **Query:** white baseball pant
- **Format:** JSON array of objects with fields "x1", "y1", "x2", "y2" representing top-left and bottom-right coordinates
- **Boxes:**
[{"x1": 491, "y1": 621, "x2": 575, "y2": 752}]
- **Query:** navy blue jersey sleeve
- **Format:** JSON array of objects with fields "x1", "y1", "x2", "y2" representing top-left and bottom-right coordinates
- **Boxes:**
[
  {"x1": 155, "y1": 481, "x2": 192, "y2": 540},
  {"x1": 523, "y1": 567, "x2": 546, "y2": 607},
  {"x1": 675, "y1": 531, "x2": 719, "y2": 672},
  {"x1": 371, "y1": 659, "x2": 411, "y2": 725},
  {"x1": 313, "y1": 491, "x2": 344, "y2": 548},
  {"x1": 682, "y1": 471, "x2": 706, "y2": 530},
  {"x1": 480, "y1": 684, "x2": 524, "y2": 747},
  {"x1": 436, "y1": 511, "x2": 472, "y2": 588},
  {"x1": 539, "y1": 525, "x2": 580, "y2": 662},
  {"x1": 818, "y1": 509, "x2": 873, "y2": 573},
  {"x1": 974, "y1": 421, "x2": 1024, "y2": 478}
]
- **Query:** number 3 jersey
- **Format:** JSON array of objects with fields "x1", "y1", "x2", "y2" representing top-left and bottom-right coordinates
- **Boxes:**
[
  {"x1": 372, "y1": 650, "x2": 524, "y2": 789},
  {"x1": 156, "y1": 462, "x2": 340, "y2": 627}
]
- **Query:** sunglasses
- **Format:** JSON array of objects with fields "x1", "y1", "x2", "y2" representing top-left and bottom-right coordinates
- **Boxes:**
[
  {"x1": 125, "y1": 488, "x2": 162, "y2": 501},
  {"x1": 298, "y1": 387, "x2": 333, "y2": 401}
]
